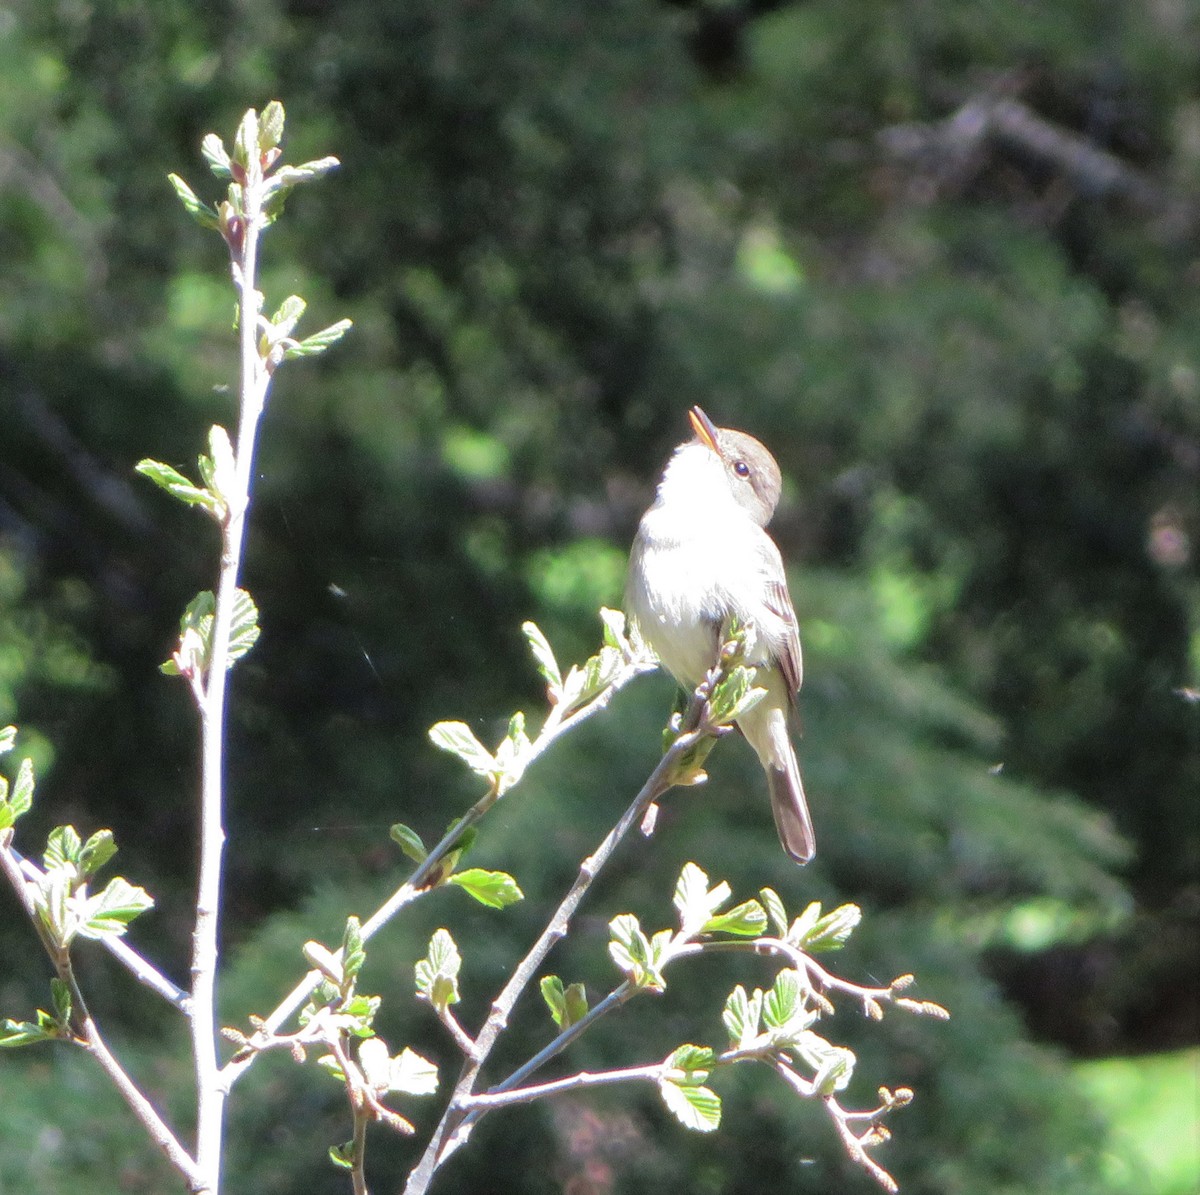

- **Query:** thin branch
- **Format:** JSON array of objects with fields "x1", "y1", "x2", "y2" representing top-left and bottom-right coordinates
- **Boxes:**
[
  {"x1": 75, "y1": 1004, "x2": 203, "y2": 1189},
  {"x1": 191, "y1": 124, "x2": 272, "y2": 1193},
  {"x1": 461, "y1": 1063, "x2": 664, "y2": 1112}
]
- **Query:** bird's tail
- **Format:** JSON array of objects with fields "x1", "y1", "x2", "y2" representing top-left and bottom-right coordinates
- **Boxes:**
[{"x1": 741, "y1": 697, "x2": 816, "y2": 865}]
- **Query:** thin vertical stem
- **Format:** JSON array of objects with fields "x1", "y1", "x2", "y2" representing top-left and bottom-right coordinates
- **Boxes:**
[{"x1": 191, "y1": 154, "x2": 268, "y2": 1194}]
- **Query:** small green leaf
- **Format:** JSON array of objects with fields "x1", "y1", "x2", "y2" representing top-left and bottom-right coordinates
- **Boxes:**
[
  {"x1": 447, "y1": 868, "x2": 524, "y2": 909},
  {"x1": 282, "y1": 319, "x2": 353, "y2": 360},
  {"x1": 673, "y1": 862, "x2": 717, "y2": 932},
  {"x1": 50, "y1": 978, "x2": 72, "y2": 1025},
  {"x1": 763, "y1": 969, "x2": 812, "y2": 1038},
  {"x1": 665, "y1": 1044, "x2": 716, "y2": 1083},
  {"x1": 390, "y1": 823, "x2": 428, "y2": 863},
  {"x1": 599, "y1": 607, "x2": 627, "y2": 649},
  {"x1": 722, "y1": 985, "x2": 764, "y2": 1048},
  {"x1": 200, "y1": 134, "x2": 232, "y2": 179},
  {"x1": 228, "y1": 588, "x2": 261, "y2": 666},
  {"x1": 563, "y1": 982, "x2": 589, "y2": 1027},
  {"x1": 196, "y1": 425, "x2": 235, "y2": 516},
  {"x1": 759, "y1": 887, "x2": 788, "y2": 938},
  {"x1": 0, "y1": 1017, "x2": 56, "y2": 1048},
  {"x1": 77, "y1": 876, "x2": 154, "y2": 940},
  {"x1": 77, "y1": 830, "x2": 117, "y2": 879},
  {"x1": 415, "y1": 928, "x2": 461, "y2": 1010},
  {"x1": 521, "y1": 621, "x2": 562, "y2": 695},
  {"x1": 0, "y1": 726, "x2": 16, "y2": 755},
  {"x1": 341, "y1": 917, "x2": 366, "y2": 984},
  {"x1": 787, "y1": 901, "x2": 822, "y2": 945},
  {"x1": 540, "y1": 975, "x2": 567, "y2": 1028},
  {"x1": 328, "y1": 1141, "x2": 356, "y2": 1171},
  {"x1": 44, "y1": 825, "x2": 83, "y2": 873},
  {"x1": 796, "y1": 1031, "x2": 856, "y2": 1094},
  {"x1": 659, "y1": 1077, "x2": 721, "y2": 1133},
  {"x1": 8, "y1": 757, "x2": 35, "y2": 821},
  {"x1": 271, "y1": 295, "x2": 307, "y2": 336},
  {"x1": 801, "y1": 903, "x2": 862, "y2": 953},
  {"x1": 135, "y1": 459, "x2": 221, "y2": 516},
  {"x1": 427, "y1": 722, "x2": 495, "y2": 776},
  {"x1": 708, "y1": 665, "x2": 766, "y2": 725},
  {"x1": 167, "y1": 173, "x2": 220, "y2": 229},
  {"x1": 702, "y1": 899, "x2": 767, "y2": 938},
  {"x1": 358, "y1": 1036, "x2": 392, "y2": 1091},
  {"x1": 390, "y1": 1047, "x2": 439, "y2": 1096},
  {"x1": 608, "y1": 914, "x2": 666, "y2": 991},
  {"x1": 259, "y1": 100, "x2": 286, "y2": 151}
]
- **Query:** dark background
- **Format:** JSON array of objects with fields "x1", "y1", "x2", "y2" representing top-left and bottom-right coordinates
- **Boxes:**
[{"x1": 0, "y1": 2, "x2": 1196, "y2": 1192}]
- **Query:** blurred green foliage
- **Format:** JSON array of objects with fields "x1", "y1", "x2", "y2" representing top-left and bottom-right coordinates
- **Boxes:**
[{"x1": 0, "y1": 0, "x2": 1196, "y2": 1192}]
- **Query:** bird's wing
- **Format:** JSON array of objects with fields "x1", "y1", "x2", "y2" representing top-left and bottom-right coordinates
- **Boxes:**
[{"x1": 765, "y1": 573, "x2": 803, "y2": 701}]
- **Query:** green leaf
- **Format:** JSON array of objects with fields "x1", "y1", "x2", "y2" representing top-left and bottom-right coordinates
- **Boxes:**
[
  {"x1": 0, "y1": 726, "x2": 16, "y2": 755},
  {"x1": 763, "y1": 969, "x2": 812, "y2": 1038},
  {"x1": 659, "y1": 1077, "x2": 721, "y2": 1132},
  {"x1": 599, "y1": 607, "x2": 627, "y2": 649},
  {"x1": 787, "y1": 901, "x2": 822, "y2": 945},
  {"x1": 228, "y1": 588, "x2": 261, "y2": 666},
  {"x1": 390, "y1": 1047, "x2": 439, "y2": 1096},
  {"x1": 702, "y1": 899, "x2": 767, "y2": 937},
  {"x1": 665, "y1": 1044, "x2": 716, "y2": 1083},
  {"x1": 283, "y1": 319, "x2": 353, "y2": 360},
  {"x1": 328, "y1": 1142, "x2": 355, "y2": 1171},
  {"x1": 722, "y1": 985, "x2": 763, "y2": 1048},
  {"x1": 427, "y1": 721, "x2": 495, "y2": 776},
  {"x1": 674, "y1": 862, "x2": 715, "y2": 930},
  {"x1": 44, "y1": 825, "x2": 83, "y2": 873},
  {"x1": 200, "y1": 134, "x2": 232, "y2": 179},
  {"x1": 341, "y1": 917, "x2": 365, "y2": 984},
  {"x1": 563, "y1": 982, "x2": 589, "y2": 1027},
  {"x1": 78, "y1": 830, "x2": 117, "y2": 878},
  {"x1": 259, "y1": 100, "x2": 286, "y2": 151},
  {"x1": 796, "y1": 1031, "x2": 856, "y2": 1094},
  {"x1": 358, "y1": 1036, "x2": 392, "y2": 1091},
  {"x1": 196, "y1": 425, "x2": 235, "y2": 516},
  {"x1": 415, "y1": 928, "x2": 461, "y2": 1010},
  {"x1": 270, "y1": 295, "x2": 307, "y2": 337},
  {"x1": 492, "y1": 711, "x2": 531, "y2": 793},
  {"x1": 135, "y1": 459, "x2": 221, "y2": 516},
  {"x1": 233, "y1": 108, "x2": 259, "y2": 171},
  {"x1": 8, "y1": 757, "x2": 34, "y2": 821},
  {"x1": 447, "y1": 868, "x2": 524, "y2": 909},
  {"x1": 167, "y1": 173, "x2": 220, "y2": 229},
  {"x1": 708, "y1": 665, "x2": 766, "y2": 725},
  {"x1": 159, "y1": 589, "x2": 257, "y2": 676},
  {"x1": 0, "y1": 1016, "x2": 57, "y2": 1048},
  {"x1": 50, "y1": 978, "x2": 72, "y2": 1025},
  {"x1": 340, "y1": 993, "x2": 381, "y2": 1035},
  {"x1": 77, "y1": 877, "x2": 154, "y2": 940},
  {"x1": 540, "y1": 976, "x2": 567, "y2": 1028},
  {"x1": 521, "y1": 621, "x2": 563, "y2": 694},
  {"x1": 390, "y1": 822, "x2": 427, "y2": 863},
  {"x1": 607, "y1": 914, "x2": 666, "y2": 990},
  {"x1": 801, "y1": 903, "x2": 862, "y2": 953},
  {"x1": 760, "y1": 887, "x2": 788, "y2": 938}
]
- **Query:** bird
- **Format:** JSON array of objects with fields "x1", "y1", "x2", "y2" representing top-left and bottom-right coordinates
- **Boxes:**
[{"x1": 626, "y1": 405, "x2": 815, "y2": 863}]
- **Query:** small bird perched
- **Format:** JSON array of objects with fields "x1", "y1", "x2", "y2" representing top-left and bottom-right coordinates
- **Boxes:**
[{"x1": 626, "y1": 406, "x2": 815, "y2": 864}]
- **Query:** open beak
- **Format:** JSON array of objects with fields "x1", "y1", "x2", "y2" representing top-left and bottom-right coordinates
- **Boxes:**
[{"x1": 689, "y1": 405, "x2": 721, "y2": 453}]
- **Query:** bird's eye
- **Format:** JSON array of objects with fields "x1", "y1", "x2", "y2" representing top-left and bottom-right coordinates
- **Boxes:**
[{"x1": 733, "y1": 460, "x2": 751, "y2": 479}]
